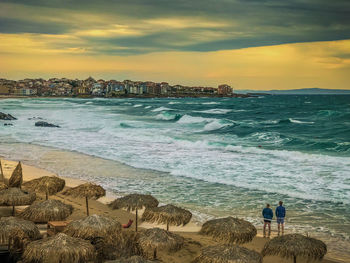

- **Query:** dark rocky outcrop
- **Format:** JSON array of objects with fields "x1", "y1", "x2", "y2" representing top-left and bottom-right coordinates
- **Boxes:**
[
  {"x1": 0, "y1": 112, "x2": 17, "y2": 120},
  {"x1": 35, "y1": 121, "x2": 60, "y2": 128},
  {"x1": 4, "y1": 123, "x2": 13, "y2": 126}
]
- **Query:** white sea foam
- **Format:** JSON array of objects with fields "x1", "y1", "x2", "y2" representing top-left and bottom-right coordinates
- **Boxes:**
[{"x1": 133, "y1": 104, "x2": 143, "y2": 107}]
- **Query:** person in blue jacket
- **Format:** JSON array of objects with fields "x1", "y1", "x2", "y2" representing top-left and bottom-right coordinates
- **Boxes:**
[
  {"x1": 276, "y1": 200, "x2": 286, "y2": 235},
  {"x1": 262, "y1": 203, "x2": 273, "y2": 238}
]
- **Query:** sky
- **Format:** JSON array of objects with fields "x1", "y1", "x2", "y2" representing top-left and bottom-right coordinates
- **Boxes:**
[{"x1": 0, "y1": 0, "x2": 349, "y2": 90}]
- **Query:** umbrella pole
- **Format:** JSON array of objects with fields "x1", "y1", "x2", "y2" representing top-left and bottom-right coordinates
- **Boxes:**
[
  {"x1": 86, "y1": 196, "x2": 89, "y2": 216},
  {"x1": 136, "y1": 208, "x2": 138, "y2": 232},
  {"x1": 294, "y1": 255, "x2": 296, "y2": 263},
  {"x1": 12, "y1": 205, "x2": 15, "y2": 216},
  {"x1": 167, "y1": 222, "x2": 169, "y2": 231},
  {"x1": 153, "y1": 248, "x2": 157, "y2": 259},
  {"x1": 46, "y1": 191, "x2": 48, "y2": 200}
]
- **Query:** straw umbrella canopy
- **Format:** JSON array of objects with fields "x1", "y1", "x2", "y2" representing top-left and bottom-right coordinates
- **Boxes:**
[
  {"x1": 22, "y1": 233, "x2": 96, "y2": 263},
  {"x1": 109, "y1": 194, "x2": 159, "y2": 232},
  {"x1": 0, "y1": 187, "x2": 36, "y2": 215},
  {"x1": 0, "y1": 159, "x2": 4, "y2": 182},
  {"x1": 8, "y1": 161, "x2": 23, "y2": 188},
  {"x1": 0, "y1": 181, "x2": 7, "y2": 190},
  {"x1": 65, "y1": 214, "x2": 122, "y2": 241},
  {"x1": 0, "y1": 216, "x2": 41, "y2": 245},
  {"x1": 200, "y1": 217, "x2": 257, "y2": 244},
  {"x1": 138, "y1": 227, "x2": 184, "y2": 259},
  {"x1": 62, "y1": 182, "x2": 105, "y2": 215},
  {"x1": 193, "y1": 244, "x2": 262, "y2": 263},
  {"x1": 23, "y1": 176, "x2": 65, "y2": 200},
  {"x1": 142, "y1": 204, "x2": 192, "y2": 231},
  {"x1": 19, "y1": 199, "x2": 73, "y2": 223},
  {"x1": 261, "y1": 233, "x2": 327, "y2": 263},
  {"x1": 106, "y1": 256, "x2": 159, "y2": 263}
]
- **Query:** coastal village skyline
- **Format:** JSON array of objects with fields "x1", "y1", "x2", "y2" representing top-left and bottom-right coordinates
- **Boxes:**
[{"x1": 0, "y1": 77, "x2": 236, "y2": 97}]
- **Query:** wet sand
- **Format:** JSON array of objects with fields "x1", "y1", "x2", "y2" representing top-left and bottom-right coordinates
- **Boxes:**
[{"x1": 0, "y1": 158, "x2": 344, "y2": 263}]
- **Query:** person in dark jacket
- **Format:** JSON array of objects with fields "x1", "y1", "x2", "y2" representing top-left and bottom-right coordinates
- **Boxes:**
[
  {"x1": 276, "y1": 200, "x2": 286, "y2": 235},
  {"x1": 262, "y1": 203, "x2": 273, "y2": 238}
]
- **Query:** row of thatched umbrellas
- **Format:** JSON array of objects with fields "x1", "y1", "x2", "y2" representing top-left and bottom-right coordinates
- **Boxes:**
[{"x1": 0, "y1": 160, "x2": 327, "y2": 263}]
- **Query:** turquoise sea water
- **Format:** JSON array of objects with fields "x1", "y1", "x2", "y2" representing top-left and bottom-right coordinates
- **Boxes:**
[{"x1": 0, "y1": 95, "x2": 350, "y2": 259}]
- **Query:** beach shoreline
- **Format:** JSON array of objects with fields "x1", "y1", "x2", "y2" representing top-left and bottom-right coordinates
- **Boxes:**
[{"x1": 0, "y1": 155, "x2": 347, "y2": 262}]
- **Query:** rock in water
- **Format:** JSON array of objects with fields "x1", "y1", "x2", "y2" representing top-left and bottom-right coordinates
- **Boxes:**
[
  {"x1": 35, "y1": 121, "x2": 60, "y2": 128},
  {"x1": 0, "y1": 112, "x2": 17, "y2": 120}
]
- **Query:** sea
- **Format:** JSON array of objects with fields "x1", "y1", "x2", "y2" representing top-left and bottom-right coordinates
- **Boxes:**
[{"x1": 0, "y1": 95, "x2": 349, "y2": 260}]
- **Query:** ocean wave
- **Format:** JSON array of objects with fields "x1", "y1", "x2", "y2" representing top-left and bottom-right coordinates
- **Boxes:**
[
  {"x1": 249, "y1": 132, "x2": 286, "y2": 144},
  {"x1": 177, "y1": 115, "x2": 212, "y2": 124},
  {"x1": 289, "y1": 118, "x2": 315, "y2": 124},
  {"x1": 202, "y1": 102, "x2": 219, "y2": 105},
  {"x1": 203, "y1": 120, "x2": 232, "y2": 131},
  {"x1": 278, "y1": 118, "x2": 314, "y2": 124},
  {"x1": 120, "y1": 122, "x2": 134, "y2": 128},
  {"x1": 168, "y1": 101, "x2": 179, "y2": 105},
  {"x1": 195, "y1": 109, "x2": 232, "y2": 114},
  {"x1": 144, "y1": 106, "x2": 151, "y2": 109},
  {"x1": 151, "y1": 106, "x2": 173, "y2": 112},
  {"x1": 317, "y1": 110, "x2": 341, "y2": 117},
  {"x1": 156, "y1": 112, "x2": 182, "y2": 121},
  {"x1": 133, "y1": 104, "x2": 143, "y2": 107}
]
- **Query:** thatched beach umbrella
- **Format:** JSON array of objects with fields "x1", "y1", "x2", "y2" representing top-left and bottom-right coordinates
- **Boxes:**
[
  {"x1": 261, "y1": 233, "x2": 327, "y2": 263},
  {"x1": 65, "y1": 214, "x2": 122, "y2": 241},
  {"x1": 138, "y1": 227, "x2": 184, "y2": 259},
  {"x1": 0, "y1": 187, "x2": 36, "y2": 215},
  {"x1": 193, "y1": 244, "x2": 262, "y2": 263},
  {"x1": 62, "y1": 182, "x2": 105, "y2": 215},
  {"x1": 142, "y1": 204, "x2": 192, "y2": 231},
  {"x1": 19, "y1": 199, "x2": 73, "y2": 223},
  {"x1": 200, "y1": 216, "x2": 257, "y2": 244},
  {"x1": 0, "y1": 159, "x2": 4, "y2": 182},
  {"x1": 109, "y1": 194, "x2": 159, "y2": 232},
  {"x1": 0, "y1": 216, "x2": 41, "y2": 245},
  {"x1": 23, "y1": 176, "x2": 65, "y2": 200},
  {"x1": 106, "y1": 255, "x2": 159, "y2": 263},
  {"x1": 0, "y1": 181, "x2": 7, "y2": 190},
  {"x1": 22, "y1": 233, "x2": 96, "y2": 263},
  {"x1": 8, "y1": 161, "x2": 23, "y2": 188}
]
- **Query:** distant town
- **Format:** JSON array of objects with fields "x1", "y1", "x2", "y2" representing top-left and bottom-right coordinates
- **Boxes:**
[{"x1": 0, "y1": 77, "x2": 250, "y2": 98}]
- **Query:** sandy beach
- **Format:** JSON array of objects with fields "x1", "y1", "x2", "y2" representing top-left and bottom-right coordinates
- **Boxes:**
[{"x1": 0, "y1": 158, "x2": 344, "y2": 263}]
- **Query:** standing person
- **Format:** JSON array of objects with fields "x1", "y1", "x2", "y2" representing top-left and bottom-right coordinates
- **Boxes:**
[
  {"x1": 276, "y1": 200, "x2": 286, "y2": 235},
  {"x1": 262, "y1": 203, "x2": 273, "y2": 238}
]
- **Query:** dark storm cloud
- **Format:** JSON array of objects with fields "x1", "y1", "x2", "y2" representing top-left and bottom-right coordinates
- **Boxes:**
[
  {"x1": 0, "y1": 17, "x2": 68, "y2": 34},
  {"x1": 1, "y1": 0, "x2": 350, "y2": 54}
]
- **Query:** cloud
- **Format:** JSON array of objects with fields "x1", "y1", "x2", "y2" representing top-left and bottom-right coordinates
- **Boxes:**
[{"x1": 0, "y1": 1, "x2": 349, "y2": 55}]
